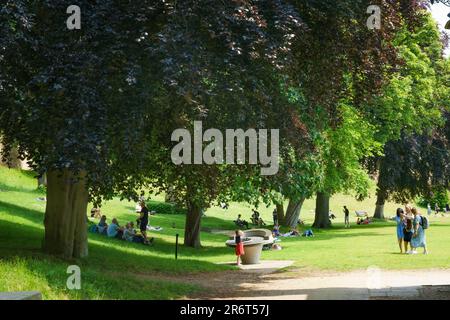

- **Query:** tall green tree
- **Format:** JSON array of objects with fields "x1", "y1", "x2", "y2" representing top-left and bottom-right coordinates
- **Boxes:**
[
  {"x1": 219, "y1": 0, "x2": 421, "y2": 231},
  {"x1": 313, "y1": 104, "x2": 383, "y2": 228},
  {"x1": 370, "y1": 13, "x2": 449, "y2": 218}
]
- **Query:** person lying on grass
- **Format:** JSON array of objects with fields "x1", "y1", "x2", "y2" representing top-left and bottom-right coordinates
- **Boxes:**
[{"x1": 280, "y1": 227, "x2": 300, "y2": 237}]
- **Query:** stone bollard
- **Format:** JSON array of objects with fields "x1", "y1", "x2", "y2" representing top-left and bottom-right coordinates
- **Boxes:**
[{"x1": 0, "y1": 291, "x2": 42, "y2": 300}]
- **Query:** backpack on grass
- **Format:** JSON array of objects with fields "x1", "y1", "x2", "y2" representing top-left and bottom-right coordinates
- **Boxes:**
[{"x1": 420, "y1": 216, "x2": 429, "y2": 230}]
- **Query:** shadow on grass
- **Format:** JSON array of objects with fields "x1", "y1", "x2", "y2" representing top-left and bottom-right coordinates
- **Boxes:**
[
  {"x1": 0, "y1": 218, "x2": 43, "y2": 254},
  {"x1": 0, "y1": 200, "x2": 45, "y2": 224},
  {"x1": 0, "y1": 169, "x2": 42, "y2": 192},
  {"x1": 0, "y1": 253, "x2": 202, "y2": 299},
  {"x1": 0, "y1": 200, "x2": 234, "y2": 258},
  {"x1": 0, "y1": 182, "x2": 42, "y2": 194},
  {"x1": 0, "y1": 209, "x2": 231, "y2": 274},
  {"x1": 0, "y1": 217, "x2": 231, "y2": 299}
]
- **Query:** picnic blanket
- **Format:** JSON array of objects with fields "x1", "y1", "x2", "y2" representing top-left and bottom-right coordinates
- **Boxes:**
[{"x1": 146, "y1": 226, "x2": 163, "y2": 231}]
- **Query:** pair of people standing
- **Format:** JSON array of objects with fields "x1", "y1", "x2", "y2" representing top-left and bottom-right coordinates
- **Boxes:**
[{"x1": 396, "y1": 205, "x2": 428, "y2": 254}]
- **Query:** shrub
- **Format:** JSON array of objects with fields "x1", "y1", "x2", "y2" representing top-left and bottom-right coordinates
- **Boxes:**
[
  {"x1": 147, "y1": 200, "x2": 186, "y2": 215},
  {"x1": 417, "y1": 187, "x2": 449, "y2": 209}
]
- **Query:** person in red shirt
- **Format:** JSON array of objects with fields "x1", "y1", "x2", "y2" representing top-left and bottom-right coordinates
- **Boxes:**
[{"x1": 235, "y1": 230, "x2": 245, "y2": 266}]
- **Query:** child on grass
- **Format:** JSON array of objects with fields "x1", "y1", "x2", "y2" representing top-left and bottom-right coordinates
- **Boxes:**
[
  {"x1": 235, "y1": 230, "x2": 245, "y2": 266},
  {"x1": 272, "y1": 224, "x2": 281, "y2": 237}
]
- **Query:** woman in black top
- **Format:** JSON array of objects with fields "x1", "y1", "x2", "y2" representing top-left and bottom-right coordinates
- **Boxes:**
[{"x1": 235, "y1": 230, "x2": 245, "y2": 265}]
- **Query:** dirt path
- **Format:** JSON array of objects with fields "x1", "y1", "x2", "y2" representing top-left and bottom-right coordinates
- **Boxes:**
[
  {"x1": 198, "y1": 268, "x2": 450, "y2": 300},
  {"x1": 137, "y1": 266, "x2": 450, "y2": 300}
]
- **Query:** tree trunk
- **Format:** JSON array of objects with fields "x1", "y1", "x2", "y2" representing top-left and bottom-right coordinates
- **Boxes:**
[
  {"x1": 284, "y1": 197, "x2": 305, "y2": 228},
  {"x1": 374, "y1": 189, "x2": 386, "y2": 220},
  {"x1": 37, "y1": 172, "x2": 47, "y2": 188},
  {"x1": 313, "y1": 192, "x2": 331, "y2": 228},
  {"x1": 42, "y1": 169, "x2": 89, "y2": 259},
  {"x1": 184, "y1": 202, "x2": 202, "y2": 248},
  {"x1": 276, "y1": 203, "x2": 285, "y2": 225}
]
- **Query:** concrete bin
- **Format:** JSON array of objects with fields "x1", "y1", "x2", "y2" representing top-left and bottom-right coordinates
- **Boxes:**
[{"x1": 226, "y1": 229, "x2": 274, "y2": 264}]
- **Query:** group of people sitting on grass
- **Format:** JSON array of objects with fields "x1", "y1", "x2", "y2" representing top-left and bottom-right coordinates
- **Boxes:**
[
  {"x1": 251, "y1": 209, "x2": 266, "y2": 226},
  {"x1": 396, "y1": 205, "x2": 428, "y2": 254},
  {"x1": 427, "y1": 202, "x2": 449, "y2": 217},
  {"x1": 90, "y1": 201, "x2": 154, "y2": 245},
  {"x1": 356, "y1": 216, "x2": 373, "y2": 225},
  {"x1": 234, "y1": 209, "x2": 266, "y2": 229}
]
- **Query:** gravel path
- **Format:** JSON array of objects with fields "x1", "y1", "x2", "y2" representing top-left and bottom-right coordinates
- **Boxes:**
[
  {"x1": 186, "y1": 267, "x2": 450, "y2": 300},
  {"x1": 206, "y1": 268, "x2": 450, "y2": 300},
  {"x1": 136, "y1": 264, "x2": 450, "y2": 300}
]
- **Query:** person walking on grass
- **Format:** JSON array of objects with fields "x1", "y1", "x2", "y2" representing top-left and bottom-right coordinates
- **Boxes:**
[
  {"x1": 427, "y1": 203, "x2": 432, "y2": 216},
  {"x1": 343, "y1": 205, "x2": 350, "y2": 228},
  {"x1": 411, "y1": 207, "x2": 428, "y2": 254},
  {"x1": 235, "y1": 230, "x2": 245, "y2": 266},
  {"x1": 395, "y1": 208, "x2": 405, "y2": 253}
]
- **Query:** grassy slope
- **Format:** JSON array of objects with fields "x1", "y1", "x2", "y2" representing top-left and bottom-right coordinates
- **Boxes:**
[
  {"x1": 1, "y1": 167, "x2": 449, "y2": 299},
  {"x1": 0, "y1": 168, "x2": 227, "y2": 299}
]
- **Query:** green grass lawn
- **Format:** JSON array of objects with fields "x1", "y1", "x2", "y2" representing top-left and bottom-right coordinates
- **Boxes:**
[{"x1": 1, "y1": 167, "x2": 449, "y2": 299}]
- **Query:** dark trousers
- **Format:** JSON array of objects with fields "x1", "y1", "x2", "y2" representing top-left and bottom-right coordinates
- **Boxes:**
[{"x1": 115, "y1": 230, "x2": 124, "y2": 239}]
